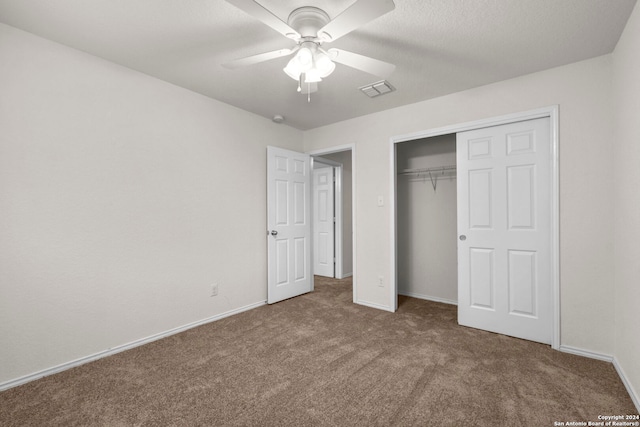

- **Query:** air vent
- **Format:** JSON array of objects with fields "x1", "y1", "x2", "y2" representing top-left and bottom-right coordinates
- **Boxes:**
[{"x1": 359, "y1": 80, "x2": 395, "y2": 98}]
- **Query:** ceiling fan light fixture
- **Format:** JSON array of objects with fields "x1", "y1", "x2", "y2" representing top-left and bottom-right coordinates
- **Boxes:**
[
  {"x1": 283, "y1": 45, "x2": 315, "y2": 79},
  {"x1": 296, "y1": 46, "x2": 313, "y2": 68},
  {"x1": 283, "y1": 58, "x2": 302, "y2": 80},
  {"x1": 304, "y1": 68, "x2": 322, "y2": 83},
  {"x1": 283, "y1": 43, "x2": 335, "y2": 86},
  {"x1": 315, "y1": 51, "x2": 335, "y2": 78}
]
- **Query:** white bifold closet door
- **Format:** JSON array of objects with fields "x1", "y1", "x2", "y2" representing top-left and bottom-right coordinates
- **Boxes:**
[{"x1": 456, "y1": 118, "x2": 552, "y2": 344}]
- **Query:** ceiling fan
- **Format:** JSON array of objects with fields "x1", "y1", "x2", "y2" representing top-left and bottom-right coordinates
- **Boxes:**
[{"x1": 223, "y1": 0, "x2": 396, "y2": 96}]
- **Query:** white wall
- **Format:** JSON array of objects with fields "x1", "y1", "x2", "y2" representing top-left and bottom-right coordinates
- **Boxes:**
[
  {"x1": 0, "y1": 24, "x2": 302, "y2": 385},
  {"x1": 4, "y1": 8, "x2": 638, "y2": 402},
  {"x1": 319, "y1": 151, "x2": 353, "y2": 277},
  {"x1": 304, "y1": 54, "x2": 615, "y2": 353},
  {"x1": 612, "y1": 1, "x2": 640, "y2": 409},
  {"x1": 396, "y1": 135, "x2": 457, "y2": 303}
]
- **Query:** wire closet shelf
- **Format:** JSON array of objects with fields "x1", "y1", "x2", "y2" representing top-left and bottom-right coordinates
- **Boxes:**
[{"x1": 398, "y1": 164, "x2": 456, "y2": 190}]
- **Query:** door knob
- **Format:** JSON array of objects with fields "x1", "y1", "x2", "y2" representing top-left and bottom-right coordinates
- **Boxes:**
[
  {"x1": 459, "y1": 235, "x2": 467, "y2": 241},
  {"x1": 270, "y1": 230, "x2": 278, "y2": 236}
]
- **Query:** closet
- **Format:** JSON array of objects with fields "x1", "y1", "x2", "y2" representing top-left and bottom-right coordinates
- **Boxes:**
[
  {"x1": 393, "y1": 113, "x2": 556, "y2": 345},
  {"x1": 396, "y1": 134, "x2": 458, "y2": 305}
]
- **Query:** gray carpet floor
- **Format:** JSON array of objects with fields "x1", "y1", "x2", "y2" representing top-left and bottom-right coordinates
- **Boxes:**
[{"x1": 1, "y1": 276, "x2": 636, "y2": 426}]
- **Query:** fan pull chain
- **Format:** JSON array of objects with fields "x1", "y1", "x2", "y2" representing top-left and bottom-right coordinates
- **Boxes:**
[{"x1": 308, "y1": 83, "x2": 311, "y2": 103}]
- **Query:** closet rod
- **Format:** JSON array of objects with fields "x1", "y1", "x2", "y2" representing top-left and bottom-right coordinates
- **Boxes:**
[
  {"x1": 398, "y1": 164, "x2": 457, "y2": 176},
  {"x1": 399, "y1": 164, "x2": 456, "y2": 190}
]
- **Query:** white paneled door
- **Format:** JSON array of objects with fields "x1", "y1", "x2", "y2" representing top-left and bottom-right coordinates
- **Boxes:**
[
  {"x1": 313, "y1": 165, "x2": 335, "y2": 277},
  {"x1": 457, "y1": 118, "x2": 552, "y2": 344},
  {"x1": 267, "y1": 146, "x2": 312, "y2": 304}
]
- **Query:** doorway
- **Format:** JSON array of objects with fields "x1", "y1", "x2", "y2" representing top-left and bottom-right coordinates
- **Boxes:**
[
  {"x1": 396, "y1": 134, "x2": 458, "y2": 305},
  {"x1": 266, "y1": 145, "x2": 355, "y2": 304},
  {"x1": 390, "y1": 107, "x2": 559, "y2": 348},
  {"x1": 309, "y1": 145, "x2": 355, "y2": 301},
  {"x1": 312, "y1": 157, "x2": 339, "y2": 278}
]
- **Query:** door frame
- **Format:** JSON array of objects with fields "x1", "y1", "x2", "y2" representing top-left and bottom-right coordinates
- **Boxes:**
[
  {"x1": 389, "y1": 106, "x2": 560, "y2": 349},
  {"x1": 308, "y1": 144, "x2": 357, "y2": 303},
  {"x1": 311, "y1": 157, "x2": 343, "y2": 279}
]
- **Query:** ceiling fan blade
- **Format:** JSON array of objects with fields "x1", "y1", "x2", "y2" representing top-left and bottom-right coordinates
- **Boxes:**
[
  {"x1": 222, "y1": 48, "x2": 296, "y2": 69},
  {"x1": 318, "y1": 0, "x2": 395, "y2": 42},
  {"x1": 226, "y1": 0, "x2": 300, "y2": 40},
  {"x1": 328, "y1": 48, "x2": 395, "y2": 78},
  {"x1": 300, "y1": 82, "x2": 318, "y2": 95}
]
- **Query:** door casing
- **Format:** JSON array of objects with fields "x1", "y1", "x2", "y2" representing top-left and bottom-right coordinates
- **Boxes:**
[{"x1": 389, "y1": 106, "x2": 560, "y2": 349}]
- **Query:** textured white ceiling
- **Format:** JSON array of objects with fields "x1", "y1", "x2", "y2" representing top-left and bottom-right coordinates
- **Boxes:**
[{"x1": 0, "y1": 0, "x2": 636, "y2": 130}]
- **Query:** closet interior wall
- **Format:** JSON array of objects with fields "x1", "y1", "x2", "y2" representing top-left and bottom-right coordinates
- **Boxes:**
[{"x1": 397, "y1": 134, "x2": 458, "y2": 304}]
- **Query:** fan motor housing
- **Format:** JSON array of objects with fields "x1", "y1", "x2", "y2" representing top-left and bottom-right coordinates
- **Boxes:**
[{"x1": 287, "y1": 7, "x2": 330, "y2": 38}]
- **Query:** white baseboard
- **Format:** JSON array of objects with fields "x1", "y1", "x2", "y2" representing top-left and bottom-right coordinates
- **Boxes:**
[
  {"x1": 398, "y1": 291, "x2": 458, "y2": 306},
  {"x1": 356, "y1": 299, "x2": 394, "y2": 312},
  {"x1": 613, "y1": 357, "x2": 640, "y2": 413},
  {"x1": 558, "y1": 345, "x2": 614, "y2": 362},
  {"x1": 338, "y1": 272, "x2": 353, "y2": 279},
  {"x1": 0, "y1": 300, "x2": 267, "y2": 392},
  {"x1": 560, "y1": 345, "x2": 640, "y2": 413}
]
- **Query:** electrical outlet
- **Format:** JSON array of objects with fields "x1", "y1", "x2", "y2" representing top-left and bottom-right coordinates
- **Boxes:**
[
  {"x1": 211, "y1": 283, "x2": 218, "y2": 297},
  {"x1": 378, "y1": 276, "x2": 384, "y2": 287}
]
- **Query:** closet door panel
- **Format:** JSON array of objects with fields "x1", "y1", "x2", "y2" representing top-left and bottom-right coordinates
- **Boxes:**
[
  {"x1": 507, "y1": 165, "x2": 536, "y2": 230},
  {"x1": 457, "y1": 117, "x2": 551, "y2": 345},
  {"x1": 468, "y1": 169, "x2": 493, "y2": 229}
]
